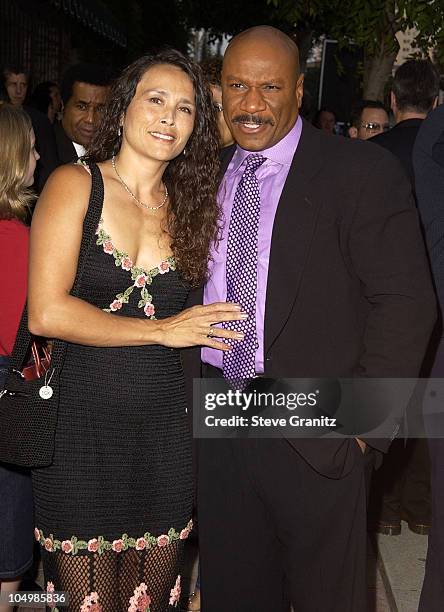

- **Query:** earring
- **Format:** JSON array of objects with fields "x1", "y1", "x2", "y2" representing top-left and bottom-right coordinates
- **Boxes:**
[
  {"x1": 183, "y1": 147, "x2": 187, "y2": 156},
  {"x1": 118, "y1": 126, "x2": 122, "y2": 137}
]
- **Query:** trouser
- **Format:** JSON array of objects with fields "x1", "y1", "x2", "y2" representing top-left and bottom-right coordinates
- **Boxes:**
[
  {"x1": 419, "y1": 436, "x2": 444, "y2": 611},
  {"x1": 368, "y1": 437, "x2": 431, "y2": 524},
  {"x1": 197, "y1": 434, "x2": 368, "y2": 612}
]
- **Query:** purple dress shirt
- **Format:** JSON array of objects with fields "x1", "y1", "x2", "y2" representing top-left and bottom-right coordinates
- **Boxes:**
[{"x1": 202, "y1": 116, "x2": 303, "y2": 372}]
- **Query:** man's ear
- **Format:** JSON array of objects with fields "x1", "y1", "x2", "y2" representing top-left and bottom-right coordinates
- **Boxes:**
[
  {"x1": 390, "y1": 91, "x2": 397, "y2": 114},
  {"x1": 296, "y1": 73, "x2": 304, "y2": 109},
  {"x1": 348, "y1": 126, "x2": 358, "y2": 139}
]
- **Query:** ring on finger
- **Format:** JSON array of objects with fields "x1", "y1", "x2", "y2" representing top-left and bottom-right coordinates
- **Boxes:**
[{"x1": 207, "y1": 326, "x2": 215, "y2": 337}]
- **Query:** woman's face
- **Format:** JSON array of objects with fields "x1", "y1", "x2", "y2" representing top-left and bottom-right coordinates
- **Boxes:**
[
  {"x1": 210, "y1": 84, "x2": 234, "y2": 148},
  {"x1": 24, "y1": 129, "x2": 40, "y2": 187},
  {"x1": 122, "y1": 63, "x2": 196, "y2": 163}
]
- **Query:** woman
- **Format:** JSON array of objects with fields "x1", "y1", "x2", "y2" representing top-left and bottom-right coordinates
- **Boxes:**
[
  {"x1": 0, "y1": 102, "x2": 39, "y2": 611},
  {"x1": 187, "y1": 58, "x2": 235, "y2": 612},
  {"x1": 200, "y1": 58, "x2": 234, "y2": 149},
  {"x1": 28, "y1": 50, "x2": 244, "y2": 611}
]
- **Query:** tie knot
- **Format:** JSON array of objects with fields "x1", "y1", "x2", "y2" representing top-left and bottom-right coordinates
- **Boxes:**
[{"x1": 244, "y1": 154, "x2": 265, "y2": 174}]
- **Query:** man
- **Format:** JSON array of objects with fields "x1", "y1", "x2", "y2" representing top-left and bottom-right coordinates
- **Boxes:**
[
  {"x1": 312, "y1": 107, "x2": 336, "y2": 134},
  {"x1": 371, "y1": 59, "x2": 439, "y2": 184},
  {"x1": 348, "y1": 99, "x2": 390, "y2": 140},
  {"x1": 54, "y1": 63, "x2": 111, "y2": 164},
  {"x1": 414, "y1": 103, "x2": 444, "y2": 612},
  {"x1": 184, "y1": 26, "x2": 436, "y2": 611},
  {"x1": 3, "y1": 67, "x2": 28, "y2": 106},
  {"x1": 367, "y1": 59, "x2": 440, "y2": 539},
  {"x1": 2, "y1": 65, "x2": 58, "y2": 192}
]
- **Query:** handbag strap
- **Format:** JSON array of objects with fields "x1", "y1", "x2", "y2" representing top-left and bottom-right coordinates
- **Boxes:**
[{"x1": 10, "y1": 162, "x2": 105, "y2": 369}]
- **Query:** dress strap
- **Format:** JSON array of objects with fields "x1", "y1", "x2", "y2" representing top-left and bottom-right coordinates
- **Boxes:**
[{"x1": 70, "y1": 162, "x2": 104, "y2": 298}]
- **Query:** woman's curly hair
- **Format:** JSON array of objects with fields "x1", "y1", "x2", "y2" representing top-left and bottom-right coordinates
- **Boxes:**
[{"x1": 87, "y1": 49, "x2": 221, "y2": 286}]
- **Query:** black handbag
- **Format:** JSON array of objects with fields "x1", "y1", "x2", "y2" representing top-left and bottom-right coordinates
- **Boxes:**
[{"x1": 0, "y1": 163, "x2": 103, "y2": 467}]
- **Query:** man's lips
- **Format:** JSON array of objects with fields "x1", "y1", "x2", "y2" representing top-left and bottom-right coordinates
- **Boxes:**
[{"x1": 238, "y1": 123, "x2": 265, "y2": 130}]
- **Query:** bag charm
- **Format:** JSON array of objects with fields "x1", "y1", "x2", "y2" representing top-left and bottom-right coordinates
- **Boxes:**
[{"x1": 39, "y1": 368, "x2": 55, "y2": 400}]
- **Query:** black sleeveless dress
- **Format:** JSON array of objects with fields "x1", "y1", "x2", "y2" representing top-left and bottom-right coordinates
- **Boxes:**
[{"x1": 32, "y1": 165, "x2": 193, "y2": 612}]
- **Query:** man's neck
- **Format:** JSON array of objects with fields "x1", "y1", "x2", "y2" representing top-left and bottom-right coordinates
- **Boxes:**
[{"x1": 394, "y1": 110, "x2": 427, "y2": 124}]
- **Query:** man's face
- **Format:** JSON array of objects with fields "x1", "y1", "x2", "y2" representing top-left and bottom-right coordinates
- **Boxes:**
[
  {"x1": 5, "y1": 72, "x2": 28, "y2": 106},
  {"x1": 62, "y1": 81, "x2": 109, "y2": 147},
  {"x1": 318, "y1": 110, "x2": 336, "y2": 134},
  {"x1": 222, "y1": 38, "x2": 303, "y2": 151},
  {"x1": 357, "y1": 107, "x2": 390, "y2": 140}
]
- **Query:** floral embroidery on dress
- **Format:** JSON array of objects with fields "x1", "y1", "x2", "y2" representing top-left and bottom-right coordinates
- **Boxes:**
[
  {"x1": 46, "y1": 581, "x2": 58, "y2": 611},
  {"x1": 128, "y1": 582, "x2": 152, "y2": 612},
  {"x1": 95, "y1": 218, "x2": 176, "y2": 318},
  {"x1": 80, "y1": 592, "x2": 103, "y2": 612},
  {"x1": 34, "y1": 519, "x2": 192, "y2": 556},
  {"x1": 169, "y1": 575, "x2": 181, "y2": 607}
]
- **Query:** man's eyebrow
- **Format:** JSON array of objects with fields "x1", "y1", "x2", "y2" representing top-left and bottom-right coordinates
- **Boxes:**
[{"x1": 224, "y1": 75, "x2": 283, "y2": 86}]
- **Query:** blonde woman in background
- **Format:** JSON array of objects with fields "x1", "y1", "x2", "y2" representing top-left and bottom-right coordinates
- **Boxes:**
[{"x1": 0, "y1": 102, "x2": 39, "y2": 611}]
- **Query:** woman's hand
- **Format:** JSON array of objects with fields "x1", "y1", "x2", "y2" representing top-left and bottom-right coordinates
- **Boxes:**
[{"x1": 155, "y1": 302, "x2": 248, "y2": 350}]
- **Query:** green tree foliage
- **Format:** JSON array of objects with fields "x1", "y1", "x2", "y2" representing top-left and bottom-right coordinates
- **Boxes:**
[
  {"x1": 181, "y1": 0, "x2": 292, "y2": 39},
  {"x1": 269, "y1": 0, "x2": 444, "y2": 99}
]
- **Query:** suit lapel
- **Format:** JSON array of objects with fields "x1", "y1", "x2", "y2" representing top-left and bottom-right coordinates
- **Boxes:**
[
  {"x1": 264, "y1": 121, "x2": 324, "y2": 354},
  {"x1": 54, "y1": 121, "x2": 78, "y2": 164}
]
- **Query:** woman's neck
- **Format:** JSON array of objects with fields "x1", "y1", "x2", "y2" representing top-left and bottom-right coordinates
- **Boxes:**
[{"x1": 112, "y1": 149, "x2": 168, "y2": 201}]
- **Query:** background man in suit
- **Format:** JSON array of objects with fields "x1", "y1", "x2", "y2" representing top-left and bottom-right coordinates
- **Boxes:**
[
  {"x1": 414, "y1": 103, "x2": 444, "y2": 611},
  {"x1": 368, "y1": 59, "x2": 440, "y2": 538},
  {"x1": 371, "y1": 59, "x2": 439, "y2": 185},
  {"x1": 348, "y1": 99, "x2": 390, "y2": 140},
  {"x1": 312, "y1": 107, "x2": 336, "y2": 134},
  {"x1": 191, "y1": 26, "x2": 436, "y2": 611},
  {"x1": 54, "y1": 63, "x2": 111, "y2": 164}
]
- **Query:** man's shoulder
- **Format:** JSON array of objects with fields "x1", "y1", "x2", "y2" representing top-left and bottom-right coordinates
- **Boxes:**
[
  {"x1": 369, "y1": 129, "x2": 393, "y2": 148},
  {"x1": 304, "y1": 124, "x2": 398, "y2": 174},
  {"x1": 53, "y1": 120, "x2": 68, "y2": 142},
  {"x1": 53, "y1": 121, "x2": 77, "y2": 164}
]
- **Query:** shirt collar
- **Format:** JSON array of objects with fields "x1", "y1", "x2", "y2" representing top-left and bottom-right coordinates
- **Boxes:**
[
  {"x1": 73, "y1": 141, "x2": 86, "y2": 158},
  {"x1": 227, "y1": 115, "x2": 302, "y2": 176}
]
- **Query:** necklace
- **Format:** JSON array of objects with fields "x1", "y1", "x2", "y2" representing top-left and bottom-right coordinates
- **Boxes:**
[{"x1": 111, "y1": 155, "x2": 168, "y2": 211}]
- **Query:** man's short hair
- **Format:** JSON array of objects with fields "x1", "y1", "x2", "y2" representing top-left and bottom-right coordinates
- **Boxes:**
[
  {"x1": 392, "y1": 59, "x2": 440, "y2": 114},
  {"x1": 199, "y1": 57, "x2": 223, "y2": 87},
  {"x1": 60, "y1": 63, "x2": 112, "y2": 105},
  {"x1": 350, "y1": 100, "x2": 388, "y2": 128},
  {"x1": 1, "y1": 64, "x2": 29, "y2": 88},
  {"x1": 2, "y1": 64, "x2": 28, "y2": 79}
]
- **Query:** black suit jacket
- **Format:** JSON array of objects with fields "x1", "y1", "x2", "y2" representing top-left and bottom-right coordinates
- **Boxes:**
[
  {"x1": 370, "y1": 118, "x2": 423, "y2": 188},
  {"x1": 53, "y1": 120, "x2": 79, "y2": 166},
  {"x1": 24, "y1": 106, "x2": 58, "y2": 193},
  {"x1": 183, "y1": 119, "x2": 436, "y2": 477},
  {"x1": 414, "y1": 106, "x2": 444, "y2": 378}
]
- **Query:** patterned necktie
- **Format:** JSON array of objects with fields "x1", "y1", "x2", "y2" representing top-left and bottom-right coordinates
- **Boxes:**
[{"x1": 222, "y1": 153, "x2": 265, "y2": 387}]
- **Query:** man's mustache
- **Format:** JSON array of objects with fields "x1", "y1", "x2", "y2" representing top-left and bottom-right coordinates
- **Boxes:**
[{"x1": 232, "y1": 115, "x2": 274, "y2": 126}]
